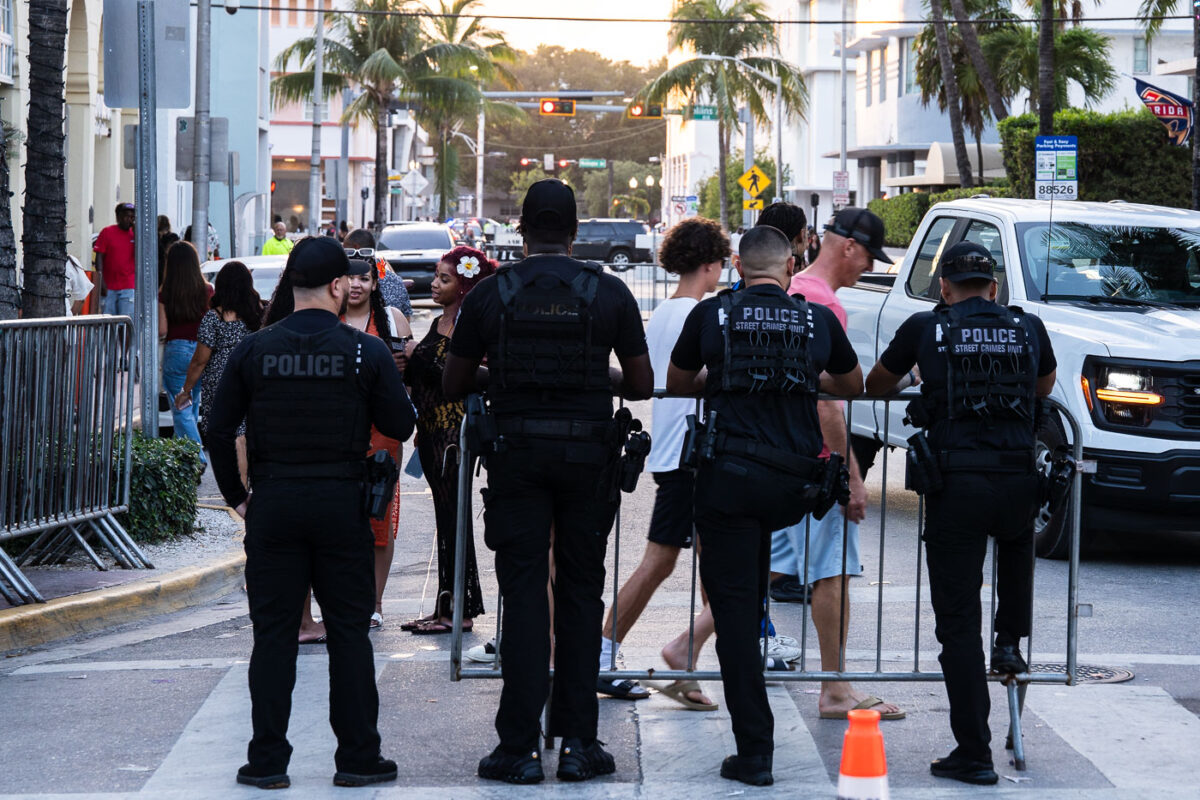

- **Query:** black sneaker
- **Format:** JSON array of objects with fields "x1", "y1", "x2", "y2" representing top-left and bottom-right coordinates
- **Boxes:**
[
  {"x1": 991, "y1": 644, "x2": 1029, "y2": 675},
  {"x1": 769, "y1": 576, "x2": 811, "y2": 603},
  {"x1": 236, "y1": 764, "x2": 290, "y2": 790},
  {"x1": 720, "y1": 754, "x2": 773, "y2": 786},
  {"x1": 478, "y1": 746, "x2": 545, "y2": 784},
  {"x1": 556, "y1": 738, "x2": 616, "y2": 782},
  {"x1": 333, "y1": 757, "x2": 397, "y2": 787},
  {"x1": 930, "y1": 753, "x2": 999, "y2": 785}
]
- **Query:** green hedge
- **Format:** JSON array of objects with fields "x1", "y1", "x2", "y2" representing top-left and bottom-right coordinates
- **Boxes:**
[
  {"x1": 998, "y1": 108, "x2": 1190, "y2": 206},
  {"x1": 113, "y1": 434, "x2": 205, "y2": 544},
  {"x1": 868, "y1": 185, "x2": 1012, "y2": 247}
]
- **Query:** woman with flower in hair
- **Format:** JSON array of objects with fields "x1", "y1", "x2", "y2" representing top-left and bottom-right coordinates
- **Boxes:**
[{"x1": 398, "y1": 246, "x2": 494, "y2": 634}]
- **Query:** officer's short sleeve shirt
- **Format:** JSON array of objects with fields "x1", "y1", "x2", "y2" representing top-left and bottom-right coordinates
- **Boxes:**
[
  {"x1": 878, "y1": 296, "x2": 1056, "y2": 450},
  {"x1": 449, "y1": 254, "x2": 648, "y2": 421},
  {"x1": 671, "y1": 283, "x2": 858, "y2": 458}
]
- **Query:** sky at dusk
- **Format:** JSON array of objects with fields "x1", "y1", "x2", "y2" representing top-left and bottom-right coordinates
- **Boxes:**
[{"x1": 474, "y1": 0, "x2": 673, "y2": 68}]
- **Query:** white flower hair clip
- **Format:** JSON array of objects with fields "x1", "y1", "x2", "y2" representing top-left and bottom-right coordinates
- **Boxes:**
[{"x1": 457, "y1": 255, "x2": 481, "y2": 278}]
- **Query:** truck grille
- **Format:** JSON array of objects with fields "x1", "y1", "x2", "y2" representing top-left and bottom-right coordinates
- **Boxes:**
[{"x1": 1172, "y1": 372, "x2": 1200, "y2": 430}]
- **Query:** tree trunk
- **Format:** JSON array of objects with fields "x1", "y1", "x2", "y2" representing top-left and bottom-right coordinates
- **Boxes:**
[
  {"x1": 437, "y1": 129, "x2": 451, "y2": 222},
  {"x1": 1038, "y1": 0, "x2": 1056, "y2": 136},
  {"x1": 374, "y1": 104, "x2": 387, "y2": 231},
  {"x1": 717, "y1": 115, "x2": 729, "y2": 230},
  {"x1": 0, "y1": 127, "x2": 19, "y2": 320},
  {"x1": 948, "y1": 0, "x2": 1008, "y2": 121},
  {"x1": 930, "y1": 0, "x2": 974, "y2": 188},
  {"x1": 22, "y1": 0, "x2": 69, "y2": 319},
  {"x1": 1192, "y1": 15, "x2": 1200, "y2": 210}
]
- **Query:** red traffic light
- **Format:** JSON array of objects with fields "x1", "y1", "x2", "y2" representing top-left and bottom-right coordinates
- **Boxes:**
[
  {"x1": 539, "y1": 98, "x2": 575, "y2": 117},
  {"x1": 270, "y1": 180, "x2": 276, "y2": 194},
  {"x1": 626, "y1": 102, "x2": 662, "y2": 120},
  {"x1": 558, "y1": 159, "x2": 569, "y2": 168},
  {"x1": 519, "y1": 158, "x2": 534, "y2": 167}
]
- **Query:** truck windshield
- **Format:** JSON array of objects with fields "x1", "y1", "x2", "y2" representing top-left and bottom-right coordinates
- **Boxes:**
[
  {"x1": 378, "y1": 227, "x2": 453, "y2": 251},
  {"x1": 1017, "y1": 222, "x2": 1200, "y2": 305}
]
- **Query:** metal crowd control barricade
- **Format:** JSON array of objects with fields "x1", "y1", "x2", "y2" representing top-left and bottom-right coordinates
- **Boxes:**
[
  {"x1": 0, "y1": 315, "x2": 149, "y2": 605},
  {"x1": 448, "y1": 391, "x2": 1082, "y2": 771}
]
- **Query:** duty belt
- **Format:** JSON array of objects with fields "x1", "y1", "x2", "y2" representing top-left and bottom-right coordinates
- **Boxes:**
[
  {"x1": 496, "y1": 417, "x2": 612, "y2": 443},
  {"x1": 936, "y1": 450, "x2": 1034, "y2": 473},
  {"x1": 714, "y1": 433, "x2": 824, "y2": 479},
  {"x1": 250, "y1": 460, "x2": 367, "y2": 481}
]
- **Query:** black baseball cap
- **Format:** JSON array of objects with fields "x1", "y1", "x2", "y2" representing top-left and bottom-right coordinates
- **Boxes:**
[
  {"x1": 520, "y1": 179, "x2": 578, "y2": 232},
  {"x1": 823, "y1": 207, "x2": 893, "y2": 264},
  {"x1": 939, "y1": 241, "x2": 996, "y2": 283},
  {"x1": 287, "y1": 236, "x2": 355, "y2": 288}
]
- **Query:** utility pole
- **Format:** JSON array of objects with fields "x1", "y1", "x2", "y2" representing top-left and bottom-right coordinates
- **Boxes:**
[
  {"x1": 839, "y1": 0, "x2": 848, "y2": 175},
  {"x1": 475, "y1": 106, "x2": 485, "y2": 218},
  {"x1": 742, "y1": 105, "x2": 754, "y2": 228},
  {"x1": 338, "y1": 88, "x2": 350, "y2": 229},
  {"x1": 191, "y1": 0, "x2": 212, "y2": 256},
  {"x1": 308, "y1": 1, "x2": 324, "y2": 234},
  {"x1": 136, "y1": 0, "x2": 159, "y2": 437}
]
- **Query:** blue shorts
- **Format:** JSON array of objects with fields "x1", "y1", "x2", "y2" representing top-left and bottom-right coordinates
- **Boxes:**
[{"x1": 769, "y1": 504, "x2": 862, "y2": 582}]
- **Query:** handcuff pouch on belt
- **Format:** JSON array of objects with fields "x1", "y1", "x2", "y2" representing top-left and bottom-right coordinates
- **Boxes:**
[
  {"x1": 464, "y1": 393, "x2": 503, "y2": 456},
  {"x1": 364, "y1": 450, "x2": 400, "y2": 520},
  {"x1": 1040, "y1": 445, "x2": 1076, "y2": 517},
  {"x1": 905, "y1": 431, "x2": 944, "y2": 496}
]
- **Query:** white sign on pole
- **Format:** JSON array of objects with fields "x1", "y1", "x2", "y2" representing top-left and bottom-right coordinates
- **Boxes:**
[
  {"x1": 398, "y1": 171, "x2": 429, "y2": 195},
  {"x1": 103, "y1": 0, "x2": 191, "y2": 108},
  {"x1": 832, "y1": 170, "x2": 850, "y2": 207},
  {"x1": 1035, "y1": 135, "x2": 1078, "y2": 201},
  {"x1": 670, "y1": 195, "x2": 699, "y2": 219}
]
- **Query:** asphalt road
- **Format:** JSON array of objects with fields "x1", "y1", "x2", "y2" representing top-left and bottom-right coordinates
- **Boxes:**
[{"x1": 3, "y1": 404, "x2": 1200, "y2": 798}]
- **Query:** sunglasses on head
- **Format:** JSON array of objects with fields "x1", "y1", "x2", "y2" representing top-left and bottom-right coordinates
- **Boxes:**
[{"x1": 345, "y1": 247, "x2": 375, "y2": 259}]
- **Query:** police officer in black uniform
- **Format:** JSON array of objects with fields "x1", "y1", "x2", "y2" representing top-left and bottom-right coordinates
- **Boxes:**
[
  {"x1": 667, "y1": 225, "x2": 862, "y2": 787},
  {"x1": 865, "y1": 241, "x2": 1057, "y2": 785},
  {"x1": 207, "y1": 237, "x2": 416, "y2": 790},
  {"x1": 443, "y1": 180, "x2": 653, "y2": 784}
]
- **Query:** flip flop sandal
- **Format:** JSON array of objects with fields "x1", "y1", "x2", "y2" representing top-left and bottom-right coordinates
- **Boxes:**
[
  {"x1": 400, "y1": 614, "x2": 436, "y2": 631},
  {"x1": 370, "y1": 612, "x2": 383, "y2": 630},
  {"x1": 411, "y1": 620, "x2": 455, "y2": 635},
  {"x1": 819, "y1": 695, "x2": 906, "y2": 720},
  {"x1": 596, "y1": 677, "x2": 650, "y2": 699},
  {"x1": 298, "y1": 634, "x2": 327, "y2": 645},
  {"x1": 646, "y1": 680, "x2": 718, "y2": 711}
]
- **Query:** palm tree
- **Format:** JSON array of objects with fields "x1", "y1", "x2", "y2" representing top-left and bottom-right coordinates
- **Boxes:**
[
  {"x1": 1137, "y1": 1, "x2": 1200, "y2": 207},
  {"x1": 418, "y1": 0, "x2": 519, "y2": 220},
  {"x1": 929, "y1": 0, "x2": 975, "y2": 187},
  {"x1": 947, "y1": 0, "x2": 1008, "y2": 121},
  {"x1": 0, "y1": 124, "x2": 20, "y2": 320},
  {"x1": 1038, "y1": 0, "x2": 1055, "y2": 134},
  {"x1": 983, "y1": 25, "x2": 1116, "y2": 114},
  {"x1": 21, "y1": 0, "x2": 69, "y2": 318},
  {"x1": 640, "y1": 0, "x2": 806, "y2": 230}
]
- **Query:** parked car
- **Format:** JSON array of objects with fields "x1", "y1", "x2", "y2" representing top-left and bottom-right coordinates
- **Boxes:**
[
  {"x1": 573, "y1": 219, "x2": 653, "y2": 267},
  {"x1": 376, "y1": 222, "x2": 456, "y2": 298},
  {"x1": 200, "y1": 255, "x2": 287, "y2": 301},
  {"x1": 841, "y1": 197, "x2": 1200, "y2": 557}
]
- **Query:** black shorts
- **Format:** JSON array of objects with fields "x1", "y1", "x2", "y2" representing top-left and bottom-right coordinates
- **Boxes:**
[{"x1": 647, "y1": 469, "x2": 695, "y2": 548}]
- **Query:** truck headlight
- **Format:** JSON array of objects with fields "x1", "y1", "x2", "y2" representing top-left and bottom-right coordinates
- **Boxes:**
[{"x1": 1091, "y1": 367, "x2": 1162, "y2": 425}]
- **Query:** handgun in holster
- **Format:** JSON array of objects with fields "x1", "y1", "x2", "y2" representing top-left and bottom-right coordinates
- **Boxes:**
[
  {"x1": 364, "y1": 449, "x2": 400, "y2": 520},
  {"x1": 1041, "y1": 445, "x2": 1076, "y2": 516},
  {"x1": 905, "y1": 431, "x2": 943, "y2": 495},
  {"x1": 464, "y1": 393, "x2": 502, "y2": 456},
  {"x1": 619, "y1": 420, "x2": 652, "y2": 494},
  {"x1": 903, "y1": 398, "x2": 931, "y2": 429},
  {"x1": 813, "y1": 452, "x2": 850, "y2": 521},
  {"x1": 679, "y1": 410, "x2": 719, "y2": 471}
]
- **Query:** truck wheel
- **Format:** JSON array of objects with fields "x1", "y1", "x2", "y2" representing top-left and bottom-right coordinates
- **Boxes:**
[
  {"x1": 1033, "y1": 413, "x2": 1072, "y2": 559},
  {"x1": 607, "y1": 248, "x2": 632, "y2": 268}
]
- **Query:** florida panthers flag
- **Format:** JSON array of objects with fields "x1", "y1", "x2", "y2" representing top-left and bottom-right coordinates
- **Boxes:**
[{"x1": 1135, "y1": 78, "x2": 1194, "y2": 145}]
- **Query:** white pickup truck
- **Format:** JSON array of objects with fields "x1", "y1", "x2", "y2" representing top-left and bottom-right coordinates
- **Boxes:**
[{"x1": 842, "y1": 197, "x2": 1200, "y2": 557}]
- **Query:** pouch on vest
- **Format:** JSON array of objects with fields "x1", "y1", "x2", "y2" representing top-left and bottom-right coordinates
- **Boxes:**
[
  {"x1": 939, "y1": 305, "x2": 1037, "y2": 424},
  {"x1": 718, "y1": 289, "x2": 819, "y2": 395}
]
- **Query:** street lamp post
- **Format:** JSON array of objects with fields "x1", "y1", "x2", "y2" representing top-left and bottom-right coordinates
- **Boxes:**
[{"x1": 694, "y1": 54, "x2": 784, "y2": 204}]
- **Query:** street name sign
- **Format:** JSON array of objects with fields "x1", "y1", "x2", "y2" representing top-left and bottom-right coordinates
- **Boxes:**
[
  {"x1": 688, "y1": 105, "x2": 718, "y2": 121},
  {"x1": 579, "y1": 158, "x2": 608, "y2": 169},
  {"x1": 738, "y1": 165, "x2": 771, "y2": 197},
  {"x1": 1035, "y1": 136, "x2": 1078, "y2": 201}
]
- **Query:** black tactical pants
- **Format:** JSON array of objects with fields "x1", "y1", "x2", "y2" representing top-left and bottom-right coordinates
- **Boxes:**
[
  {"x1": 481, "y1": 441, "x2": 619, "y2": 752},
  {"x1": 693, "y1": 455, "x2": 815, "y2": 758},
  {"x1": 243, "y1": 478, "x2": 381, "y2": 773},
  {"x1": 923, "y1": 471, "x2": 1037, "y2": 764}
]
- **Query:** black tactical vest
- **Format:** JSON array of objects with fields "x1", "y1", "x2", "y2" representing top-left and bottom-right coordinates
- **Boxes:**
[
  {"x1": 493, "y1": 260, "x2": 611, "y2": 393},
  {"x1": 718, "y1": 288, "x2": 819, "y2": 395},
  {"x1": 246, "y1": 322, "x2": 372, "y2": 464},
  {"x1": 938, "y1": 304, "x2": 1037, "y2": 422}
]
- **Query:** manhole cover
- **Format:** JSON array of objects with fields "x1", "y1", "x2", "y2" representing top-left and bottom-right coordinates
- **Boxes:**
[{"x1": 1028, "y1": 663, "x2": 1134, "y2": 684}]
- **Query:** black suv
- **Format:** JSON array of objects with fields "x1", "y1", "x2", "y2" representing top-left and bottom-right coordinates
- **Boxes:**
[{"x1": 572, "y1": 219, "x2": 652, "y2": 267}]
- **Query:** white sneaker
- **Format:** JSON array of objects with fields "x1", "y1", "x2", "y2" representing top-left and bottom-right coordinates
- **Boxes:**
[
  {"x1": 761, "y1": 635, "x2": 802, "y2": 663},
  {"x1": 466, "y1": 640, "x2": 496, "y2": 663},
  {"x1": 773, "y1": 633, "x2": 800, "y2": 649}
]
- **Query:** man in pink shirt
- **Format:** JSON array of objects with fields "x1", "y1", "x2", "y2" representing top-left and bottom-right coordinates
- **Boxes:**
[
  {"x1": 94, "y1": 202, "x2": 137, "y2": 318},
  {"x1": 768, "y1": 205, "x2": 905, "y2": 720}
]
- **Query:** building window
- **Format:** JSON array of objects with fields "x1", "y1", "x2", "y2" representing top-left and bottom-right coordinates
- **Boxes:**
[
  {"x1": 303, "y1": 101, "x2": 330, "y2": 122},
  {"x1": 0, "y1": 0, "x2": 13, "y2": 85},
  {"x1": 902, "y1": 38, "x2": 917, "y2": 96},
  {"x1": 865, "y1": 50, "x2": 873, "y2": 106},
  {"x1": 1134, "y1": 37, "x2": 1149, "y2": 74},
  {"x1": 878, "y1": 46, "x2": 887, "y2": 102}
]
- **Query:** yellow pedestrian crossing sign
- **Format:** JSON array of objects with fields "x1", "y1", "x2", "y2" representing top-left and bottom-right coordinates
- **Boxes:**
[
  {"x1": 738, "y1": 165, "x2": 771, "y2": 197},
  {"x1": 743, "y1": 198, "x2": 764, "y2": 210}
]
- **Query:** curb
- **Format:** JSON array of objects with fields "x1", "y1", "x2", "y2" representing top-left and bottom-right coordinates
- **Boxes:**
[{"x1": 0, "y1": 550, "x2": 246, "y2": 654}]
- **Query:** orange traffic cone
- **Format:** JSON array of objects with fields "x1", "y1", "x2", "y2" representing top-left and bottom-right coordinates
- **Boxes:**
[{"x1": 837, "y1": 708, "x2": 889, "y2": 800}]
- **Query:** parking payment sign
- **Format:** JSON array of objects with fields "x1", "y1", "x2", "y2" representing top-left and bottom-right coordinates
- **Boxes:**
[{"x1": 1035, "y1": 136, "x2": 1078, "y2": 201}]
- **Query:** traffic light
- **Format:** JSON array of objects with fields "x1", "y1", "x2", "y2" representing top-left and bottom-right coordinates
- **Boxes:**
[
  {"x1": 558, "y1": 159, "x2": 570, "y2": 168},
  {"x1": 627, "y1": 102, "x2": 663, "y2": 120},
  {"x1": 519, "y1": 158, "x2": 534, "y2": 167},
  {"x1": 539, "y1": 98, "x2": 575, "y2": 117},
  {"x1": 270, "y1": 180, "x2": 276, "y2": 194}
]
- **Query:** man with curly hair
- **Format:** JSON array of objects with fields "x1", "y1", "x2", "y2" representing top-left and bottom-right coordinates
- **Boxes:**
[{"x1": 597, "y1": 217, "x2": 730, "y2": 711}]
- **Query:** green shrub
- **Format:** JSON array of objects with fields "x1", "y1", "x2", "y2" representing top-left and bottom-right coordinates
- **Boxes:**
[
  {"x1": 113, "y1": 434, "x2": 204, "y2": 544},
  {"x1": 929, "y1": 185, "x2": 1012, "y2": 205},
  {"x1": 869, "y1": 193, "x2": 933, "y2": 247},
  {"x1": 998, "y1": 108, "x2": 1190, "y2": 206}
]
